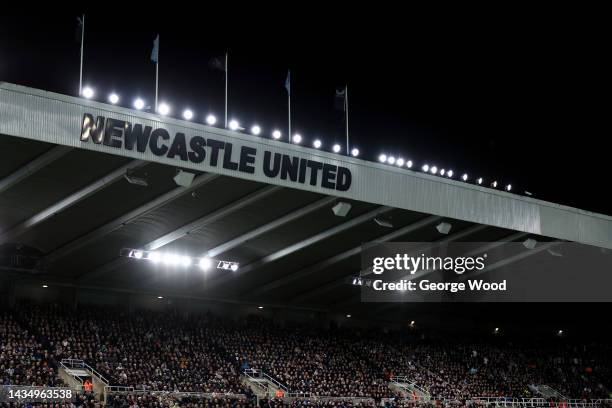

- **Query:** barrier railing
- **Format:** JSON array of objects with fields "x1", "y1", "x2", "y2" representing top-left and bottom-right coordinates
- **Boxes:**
[
  {"x1": 103, "y1": 387, "x2": 247, "y2": 400},
  {"x1": 243, "y1": 369, "x2": 290, "y2": 393},
  {"x1": 59, "y1": 359, "x2": 109, "y2": 385},
  {"x1": 471, "y1": 397, "x2": 612, "y2": 407},
  {"x1": 390, "y1": 375, "x2": 430, "y2": 397}
]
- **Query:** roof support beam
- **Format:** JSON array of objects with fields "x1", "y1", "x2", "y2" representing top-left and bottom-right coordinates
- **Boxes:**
[
  {"x1": 77, "y1": 186, "x2": 280, "y2": 282},
  {"x1": 204, "y1": 206, "x2": 395, "y2": 292},
  {"x1": 44, "y1": 173, "x2": 221, "y2": 264},
  {"x1": 206, "y1": 196, "x2": 337, "y2": 258},
  {"x1": 288, "y1": 223, "x2": 485, "y2": 305},
  {"x1": 0, "y1": 146, "x2": 72, "y2": 194},
  {"x1": 0, "y1": 160, "x2": 144, "y2": 244}
]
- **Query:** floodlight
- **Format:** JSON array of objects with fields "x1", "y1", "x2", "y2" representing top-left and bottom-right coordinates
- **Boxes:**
[
  {"x1": 199, "y1": 257, "x2": 212, "y2": 270},
  {"x1": 313, "y1": 139, "x2": 322, "y2": 148},
  {"x1": 506, "y1": 184, "x2": 512, "y2": 191},
  {"x1": 447, "y1": 170, "x2": 453, "y2": 178},
  {"x1": 181, "y1": 256, "x2": 192, "y2": 267},
  {"x1": 206, "y1": 114, "x2": 217, "y2": 125},
  {"x1": 229, "y1": 120, "x2": 240, "y2": 130},
  {"x1": 158, "y1": 103, "x2": 170, "y2": 116},
  {"x1": 82, "y1": 86, "x2": 94, "y2": 99},
  {"x1": 292, "y1": 134, "x2": 302, "y2": 144},
  {"x1": 492, "y1": 181, "x2": 498, "y2": 188},
  {"x1": 149, "y1": 252, "x2": 160, "y2": 263},
  {"x1": 406, "y1": 160, "x2": 413, "y2": 168},
  {"x1": 182, "y1": 109, "x2": 194, "y2": 120},
  {"x1": 477, "y1": 177, "x2": 483, "y2": 185},
  {"x1": 351, "y1": 148, "x2": 359, "y2": 157},
  {"x1": 251, "y1": 125, "x2": 261, "y2": 135},
  {"x1": 422, "y1": 164, "x2": 430, "y2": 172},
  {"x1": 272, "y1": 130, "x2": 282, "y2": 139},
  {"x1": 134, "y1": 98, "x2": 145, "y2": 110},
  {"x1": 462, "y1": 173, "x2": 468, "y2": 181},
  {"x1": 396, "y1": 158, "x2": 405, "y2": 167},
  {"x1": 430, "y1": 166, "x2": 438, "y2": 174},
  {"x1": 133, "y1": 250, "x2": 143, "y2": 259},
  {"x1": 387, "y1": 156, "x2": 396, "y2": 165},
  {"x1": 379, "y1": 154, "x2": 387, "y2": 163},
  {"x1": 332, "y1": 144, "x2": 341, "y2": 153},
  {"x1": 440, "y1": 169, "x2": 445, "y2": 176},
  {"x1": 108, "y1": 93, "x2": 119, "y2": 104}
]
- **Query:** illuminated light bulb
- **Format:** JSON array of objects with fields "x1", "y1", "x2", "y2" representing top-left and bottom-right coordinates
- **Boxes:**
[
  {"x1": 228, "y1": 120, "x2": 240, "y2": 130},
  {"x1": 182, "y1": 109, "x2": 194, "y2": 120},
  {"x1": 134, "y1": 98, "x2": 145, "y2": 110},
  {"x1": 82, "y1": 86, "x2": 94, "y2": 99},
  {"x1": 206, "y1": 114, "x2": 217, "y2": 125},
  {"x1": 158, "y1": 103, "x2": 170, "y2": 116}
]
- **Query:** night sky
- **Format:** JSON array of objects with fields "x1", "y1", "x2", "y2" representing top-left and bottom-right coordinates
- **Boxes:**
[{"x1": 0, "y1": 10, "x2": 609, "y2": 215}]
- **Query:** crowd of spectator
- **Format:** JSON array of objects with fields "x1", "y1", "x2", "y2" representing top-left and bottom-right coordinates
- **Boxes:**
[
  {"x1": 0, "y1": 312, "x2": 63, "y2": 388},
  {"x1": 0, "y1": 304, "x2": 610, "y2": 406}
]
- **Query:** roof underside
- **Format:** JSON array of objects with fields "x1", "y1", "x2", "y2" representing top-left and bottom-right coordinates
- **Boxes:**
[{"x1": 0, "y1": 134, "x2": 578, "y2": 317}]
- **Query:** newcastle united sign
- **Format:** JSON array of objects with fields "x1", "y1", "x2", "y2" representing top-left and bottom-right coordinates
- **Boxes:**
[{"x1": 80, "y1": 113, "x2": 352, "y2": 192}]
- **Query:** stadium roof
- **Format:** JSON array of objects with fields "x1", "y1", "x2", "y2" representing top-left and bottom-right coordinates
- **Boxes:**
[{"x1": 1, "y1": 83, "x2": 611, "y2": 316}]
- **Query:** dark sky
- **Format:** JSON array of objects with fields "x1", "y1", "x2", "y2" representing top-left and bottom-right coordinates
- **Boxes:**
[{"x1": 0, "y1": 10, "x2": 609, "y2": 215}]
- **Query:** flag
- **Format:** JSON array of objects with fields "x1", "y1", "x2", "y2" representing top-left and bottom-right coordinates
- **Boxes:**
[
  {"x1": 285, "y1": 70, "x2": 291, "y2": 95},
  {"x1": 75, "y1": 16, "x2": 84, "y2": 43},
  {"x1": 209, "y1": 55, "x2": 226, "y2": 72},
  {"x1": 151, "y1": 35, "x2": 159, "y2": 63},
  {"x1": 335, "y1": 87, "x2": 346, "y2": 111}
]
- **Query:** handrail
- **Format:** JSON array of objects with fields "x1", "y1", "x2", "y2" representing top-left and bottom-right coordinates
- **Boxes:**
[
  {"x1": 243, "y1": 369, "x2": 290, "y2": 392},
  {"x1": 390, "y1": 375, "x2": 430, "y2": 396},
  {"x1": 60, "y1": 359, "x2": 109, "y2": 385}
]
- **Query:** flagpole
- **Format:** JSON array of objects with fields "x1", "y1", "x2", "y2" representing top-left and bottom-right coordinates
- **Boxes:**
[
  {"x1": 155, "y1": 61, "x2": 159, "y2": 112},
  {"x1": 287, "y1": 70, "x2": 291, "y2": 143},
  {"x1": 345, "y1": 84, "x2": 349, "y2": 154},
  {"x1": 224, "y1": 51, "x2": 228, "y2": 128},
  {"x1": 79, "y1": 14, "x2": 85, "y2": 96}
]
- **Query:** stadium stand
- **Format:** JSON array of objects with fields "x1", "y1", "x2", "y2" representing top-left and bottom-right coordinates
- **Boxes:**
[{"x1": 1, "y1": 303, "x2": 611, "y2": 407}]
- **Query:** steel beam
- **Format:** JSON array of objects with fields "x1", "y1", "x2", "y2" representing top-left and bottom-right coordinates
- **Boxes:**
[
  {"x1": 77, "y1": 186, "x2": 280, "y2": 282},
  {"x1": 204, "y1": 206, "x2": 395, "y2": 292},
  {"x1": 44, "y1": 173, "x2": 221, "y2": 264},
  {"x1": 0, "y1": 160, "x2": 143, "y2": 244},
  {"x1": 0, "y1": 146, "x2": 72, "y2": 194}
]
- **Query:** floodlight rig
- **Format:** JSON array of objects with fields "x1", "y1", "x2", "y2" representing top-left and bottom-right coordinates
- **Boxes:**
[{"x1": 120, "y1": 248, "x2": 239, "y2": 271}]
